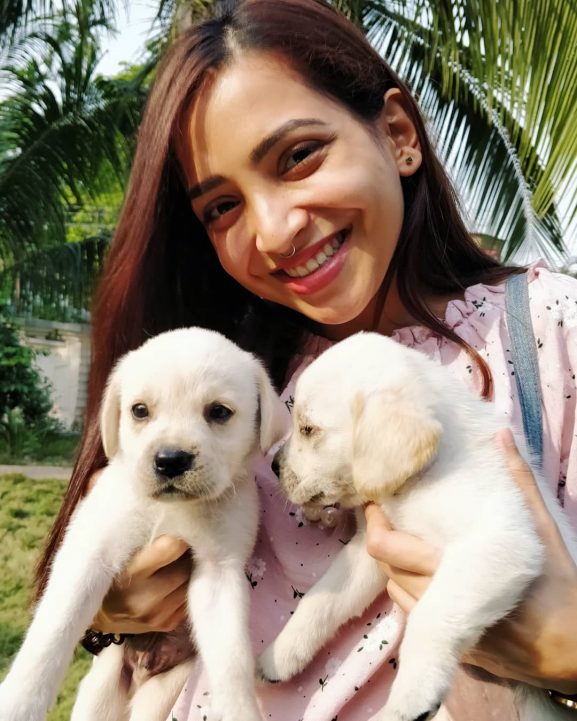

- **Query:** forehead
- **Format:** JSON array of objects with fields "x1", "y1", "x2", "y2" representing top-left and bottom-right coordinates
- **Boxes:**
[
  {"x1": 117, "y1": 340, "x2": 256, "y2": 407},
  {"x1": 178, "y1": 51, "x2": 347, "y2": 182}
]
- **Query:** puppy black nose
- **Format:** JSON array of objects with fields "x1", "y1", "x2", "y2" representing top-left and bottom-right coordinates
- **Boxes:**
[
  {"x1": 271, "y1": 449, "x2": 282, "y2": 478},
  {"x1": 154, "y1": 449, "x2": 194, "y2": 479}
]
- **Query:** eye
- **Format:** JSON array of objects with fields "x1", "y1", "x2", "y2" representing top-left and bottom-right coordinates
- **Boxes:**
[
  {"x1": 205, "y1": 403, "x2": 234, "y2": 424},
  {"x1": 131, "y1": 403, "x2": 149, "y2": 420},
  {"x1": 300, "y1": 424, "x2": 314, "y2": 437},
  {"x1": 280, "y1": 137, "x2": 333, "y2": 177},
  {"x1": 203, "y1": 197, "x2": 240, "y2": 225}
]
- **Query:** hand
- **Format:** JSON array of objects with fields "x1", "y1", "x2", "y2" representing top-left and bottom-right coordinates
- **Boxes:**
[
  {"x1": 364, "y1": 428, "x2": 577, "y2": 693},
  {"x1": 92, "y1": 535, "x2": 192, "y2": 635}
]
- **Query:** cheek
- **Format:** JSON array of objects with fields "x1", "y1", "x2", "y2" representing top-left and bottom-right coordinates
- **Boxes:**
[{"x1": 211, "y1": 231, "x2": 259, "y2": 288}]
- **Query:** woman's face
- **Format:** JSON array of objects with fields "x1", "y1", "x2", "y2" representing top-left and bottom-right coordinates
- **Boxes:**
[{"x1": 179, "y1": 52, "x2": 421, "y2": 332}]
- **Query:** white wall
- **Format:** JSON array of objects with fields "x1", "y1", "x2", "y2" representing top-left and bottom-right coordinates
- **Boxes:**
[{"x1": 16, "y1": 318, "x2": 90, "y2": 430}]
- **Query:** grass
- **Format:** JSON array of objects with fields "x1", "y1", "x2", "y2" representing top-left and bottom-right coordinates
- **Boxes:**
[
  {"x1": 0, "y1": 429, "x2": 80, "y2": 465},
  {"x1": 0, "y1": 473, "x2": 92, "y2": 720}
]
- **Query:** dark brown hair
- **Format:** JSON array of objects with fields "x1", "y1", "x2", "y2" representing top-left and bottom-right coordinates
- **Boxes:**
[{"x1": 36, "y1": 0, "x2": 519, "y2": 596}]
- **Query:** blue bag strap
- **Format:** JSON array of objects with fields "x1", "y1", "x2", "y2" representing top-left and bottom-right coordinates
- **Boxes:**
[{"x1": 505, "y1": 272, "x2": 543, "y2": 467}]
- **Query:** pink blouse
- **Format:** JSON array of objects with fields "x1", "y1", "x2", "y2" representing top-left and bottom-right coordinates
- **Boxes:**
[{"x1": 170, "y1": 263, "x2": 577, "y2": 721}]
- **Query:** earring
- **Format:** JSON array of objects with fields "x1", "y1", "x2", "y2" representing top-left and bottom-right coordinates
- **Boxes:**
[
  {"x1": 405, "y1": 155, "x2": 414, "y2": 166},
  {"x1": 279, "y1": 244, "x2": 297, "y2": 259}
]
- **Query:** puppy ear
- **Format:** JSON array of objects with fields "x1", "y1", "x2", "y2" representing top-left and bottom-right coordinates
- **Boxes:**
[
  {"x1": 256, "y1": 364, "x2": 289, "y2": 452},
  {"x1": 100, "y1": 366, "x2": 122, "y2": 459},
  {"x1": 352, "y1": 388, "x2": 442, "y2": 501}
]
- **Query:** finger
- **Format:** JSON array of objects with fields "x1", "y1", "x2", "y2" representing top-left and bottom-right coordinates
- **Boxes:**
[
  {"x1": 496, "y1": 428, "x2": 566, "y2": 543},
  {"x1": 364, "y1": 502, "x2": 394, "y2": 531},
  {"x1": 387, "y1": 567, "x2": 432, "y2": 601},
  {"x1": 365, "y1": 508, "x2": 440, "y2": 575},
  {"x1": 156, "y1": 599, "x2": 189, "y2": 633},
  {"x1": 386, "y1": 578, "x2": 417, "y2": 614},
  {"x1": 125, "y1": 536, "x2": 190, "y2": 579},
  {"x1": 496, "y1": 428, "x2": 540, "y2": 493},
  {"x1": 140, "y1": 586, "x2": 189, "y2": 629},
  {"x1": 150, "y1": 551, "x2": 192, "y2": 587}
]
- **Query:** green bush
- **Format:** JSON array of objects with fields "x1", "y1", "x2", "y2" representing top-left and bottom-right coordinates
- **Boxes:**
[{"x1": 0, "y1": 313, "x2": 53, "y2": 425}]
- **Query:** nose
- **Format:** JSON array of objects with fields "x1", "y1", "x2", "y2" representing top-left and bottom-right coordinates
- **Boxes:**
[
  {"x1": 251, "y1": 193, "x2": 309, "y2": 256},
  {"x1": 153, "y1": 449, "x2": 194, "y2": 479}
]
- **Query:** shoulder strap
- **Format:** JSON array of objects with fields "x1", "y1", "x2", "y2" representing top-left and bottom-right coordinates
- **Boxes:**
[{"x1": 505, "y1": 272, "x2": 544, "y2": 467}]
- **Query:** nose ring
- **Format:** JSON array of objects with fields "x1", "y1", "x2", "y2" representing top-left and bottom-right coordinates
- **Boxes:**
[{"x1": 279, "y1": 243, "x2": 296, "y2": 259}]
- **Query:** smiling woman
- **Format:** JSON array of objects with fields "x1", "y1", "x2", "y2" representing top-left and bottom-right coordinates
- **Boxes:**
[
  {"x1": 179, "y1": 56, "x2": 412, "y2": 329},
  {"x1": 32, "y1": 1, "x2": 577, "y2": 721}
]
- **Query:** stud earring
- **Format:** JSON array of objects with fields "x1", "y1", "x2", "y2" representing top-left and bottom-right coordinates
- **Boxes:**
[{"x1": 405, "y1": 155, "x2": 414, "y2": 166}]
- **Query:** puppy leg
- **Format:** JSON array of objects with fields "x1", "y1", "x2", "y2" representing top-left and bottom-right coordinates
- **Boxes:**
[
  {"x1": 71, "y1": 644, "x2": 129, "y2": 721},
  {"x1": 258, "y1": 525, "x2": 387, "y2": 682},
  {"x1": 374, "y1": 531, "x2": 543, "y2": 721},
  {"x1": 0, "y1": 468, "x2": 144, "y2": 721},
  {"x1": 188, "y1": 558, "x2": 261, "y2": 721},
  {"x1": 128, "y1": 659, "x2": 196, "y2": 721}
]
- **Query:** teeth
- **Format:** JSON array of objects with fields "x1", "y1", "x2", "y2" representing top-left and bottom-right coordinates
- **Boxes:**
[{"x1": 284, "y1": 232, "x2": 346, "y2": 279}]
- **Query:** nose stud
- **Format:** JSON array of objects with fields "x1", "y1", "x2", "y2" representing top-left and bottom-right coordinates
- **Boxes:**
[{"x1": 279, "y1": 243, "x2": 296, "y2": 259}]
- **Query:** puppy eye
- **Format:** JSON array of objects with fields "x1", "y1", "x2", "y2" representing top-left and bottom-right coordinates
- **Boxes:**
[
  {"x1": 205, "y1": 403, "x2": 234, "y2": 424},
  {"x1": 300, "y1": 425, "x2": 314, "y2": 436},
  {"x1": 131, "y1": 403, "x2": 149, "y2": 420}
]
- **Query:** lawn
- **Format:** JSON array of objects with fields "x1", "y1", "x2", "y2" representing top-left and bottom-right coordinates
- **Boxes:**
[{"x1": 0, "y1": 472, "x2": 92, "y2": 720}]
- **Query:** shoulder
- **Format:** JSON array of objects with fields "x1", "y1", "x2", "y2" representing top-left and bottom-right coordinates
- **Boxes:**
[
  {"x1": 524, "y1": 263, "x2": 577, "y2": 344},
  {"x1": 527, "y1": 261, "x2": 577, "y2": 310}
]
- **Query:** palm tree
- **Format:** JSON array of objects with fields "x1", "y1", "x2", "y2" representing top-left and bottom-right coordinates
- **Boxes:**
[
  {"x1": 0, "y1": 0, "x2": 149, "y2": 318},
  {"x1": 343, "y1": 0, "x2": 576, "y2": 262},
  {"x1": 1, "y1": 0, "x2": 575, "y2": 320}
]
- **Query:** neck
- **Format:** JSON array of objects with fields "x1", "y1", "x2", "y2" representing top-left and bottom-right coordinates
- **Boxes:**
[{"x1": 318, "y1": 279, "x2": 464, "y2": 342}]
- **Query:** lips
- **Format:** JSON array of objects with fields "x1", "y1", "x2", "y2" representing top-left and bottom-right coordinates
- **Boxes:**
[{"x1": 273, "y1": 228, "x2": 350, "y2": 295}]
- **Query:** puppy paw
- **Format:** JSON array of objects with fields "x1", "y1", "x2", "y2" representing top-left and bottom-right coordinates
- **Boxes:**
[{"x1": 257, "y1": 640, "x2": 310, "y2": 683}]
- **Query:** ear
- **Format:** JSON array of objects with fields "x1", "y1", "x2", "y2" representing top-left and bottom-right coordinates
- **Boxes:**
[
  {"x1": 352, "y1": 388, "x2": 442, "y2": 501},
  {"x1": 256, "y1": 364, "x2": 290, "y2": 452},
  {"x1": 100, "y1": 365, "x2": 122, "y2": 459},
  {"x1": 379, "y1": 87, "x2": 422, "y2": 177}
]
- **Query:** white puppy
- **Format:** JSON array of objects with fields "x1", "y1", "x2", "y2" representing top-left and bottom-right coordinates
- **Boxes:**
[
  {"x1": 0, "y1": 327, "x2": 288, "y2": 721},
  {"x1": 259, "y1": 332, "x2": 577, "y2": 721}
]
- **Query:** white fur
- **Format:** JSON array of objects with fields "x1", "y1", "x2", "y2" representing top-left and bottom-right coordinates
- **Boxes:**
[
  {"x1": 259, "y1": 332, "x2": 577, "y2": 721},
  {"x1": 0, "y1": 327, "x2": 288, "y2": 721}
]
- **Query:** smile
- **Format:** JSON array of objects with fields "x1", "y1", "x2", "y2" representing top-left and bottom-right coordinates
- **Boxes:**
[
  {"x1": 284, "y1": 233, "x2": 346, "y2": 278},
  {"x1": 273, "y1": 227, "x2": 350, "y2": 296}
]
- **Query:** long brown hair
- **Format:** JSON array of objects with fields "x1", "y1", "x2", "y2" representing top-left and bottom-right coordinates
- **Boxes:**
[{"x1": 36, "y1": 0, "x2": 520, "y2": 596}]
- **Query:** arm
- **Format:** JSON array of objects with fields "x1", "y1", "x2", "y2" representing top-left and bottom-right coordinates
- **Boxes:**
[{"x1": 364, "y1": 429, "x2": 577, "y2": 694}]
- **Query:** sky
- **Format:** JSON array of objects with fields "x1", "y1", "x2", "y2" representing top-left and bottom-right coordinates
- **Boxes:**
[{"x1": 95, "y1": 1, "x2": 159, "y2": 77}]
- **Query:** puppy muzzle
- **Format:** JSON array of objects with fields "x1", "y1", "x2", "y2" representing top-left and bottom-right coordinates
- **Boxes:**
[{"x1": 154, "y1": 448, "x2": 195, "y2": 479}]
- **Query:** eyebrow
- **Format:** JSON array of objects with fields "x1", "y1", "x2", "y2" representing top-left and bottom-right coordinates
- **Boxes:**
[
  {"x1": 249, "y1": 118, "x2": 329, "y2": 164},
  {"x1": 187, "y1": 118, "x2": 329, "y2": 200},
  {"x1": 187, "y1": 174, "x2": 226, "y2": 201}
]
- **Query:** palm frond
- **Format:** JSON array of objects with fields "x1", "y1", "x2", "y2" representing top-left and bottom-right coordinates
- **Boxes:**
[
  {"x1": 0, "y1": 0, "x2": 119, "y2": 43},
  {"x1": 356, "y1": 0, "x2": 576, "y2": 259},
  {"x1": 0, "y1": 233, "x2": 110, "y2": 320},
  {"x1": 0, "y1": 0, "x2": 146, "y2": 261}
]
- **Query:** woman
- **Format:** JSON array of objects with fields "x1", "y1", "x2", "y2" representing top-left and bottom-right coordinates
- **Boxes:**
[{"x1": 36, "y1": 0, "x2": 577, "y2": 719}]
